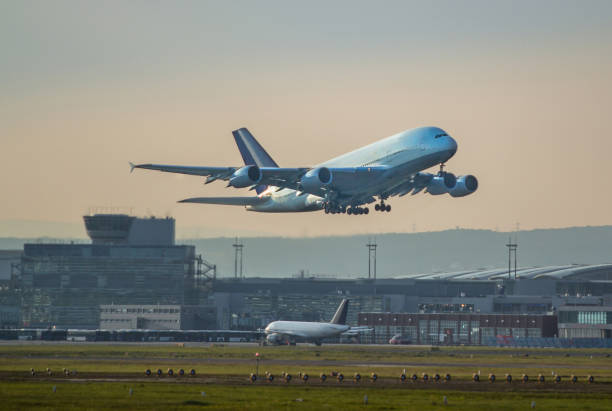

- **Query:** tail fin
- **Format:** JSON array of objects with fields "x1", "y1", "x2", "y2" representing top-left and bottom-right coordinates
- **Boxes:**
[
  {"x1": 330, "y1": 299, "x2": 349, "y2": 325},
  {"x1": 232, "y1": 128, "x2": 279, "y2": 195},
  {"x1": 232, "y1": 128, "x2": 279, "y2": 167}
]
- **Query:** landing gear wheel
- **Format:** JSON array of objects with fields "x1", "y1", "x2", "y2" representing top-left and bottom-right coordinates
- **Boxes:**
[
  {"x1": 386, "y1": 205, "x2": 391, "y2": 212},
  {"x1": 364, "y1": 208, "x2": 369, "y2": 214},
  {"x1": 347, "y1": 208, "x2": 353, "y2": 215},
  {"x1": 375, "y1": 204, "x2": 380, "y2": 211}
]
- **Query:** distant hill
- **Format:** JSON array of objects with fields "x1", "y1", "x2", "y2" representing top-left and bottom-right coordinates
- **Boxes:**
[{"x1": 2, "y1": 226, "x2": 611, "y2": 279}]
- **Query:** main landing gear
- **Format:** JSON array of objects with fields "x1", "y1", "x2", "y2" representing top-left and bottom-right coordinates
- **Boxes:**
[
  {"x1": 323, "y1": 203, "x2": 370, "y2": 215},
  {"x1": 324, "y1": 203, "x2": 346, "y2": 214},
  {"x1": 347, "y1": 206, "x2": 368, "y2": 215},
  {"x1": 374, "y1": 201, "x2": 391, "y2": 212}
]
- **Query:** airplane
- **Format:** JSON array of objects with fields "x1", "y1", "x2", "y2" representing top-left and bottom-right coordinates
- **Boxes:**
[
  {"x1": 130, "y1": 126, "x2": 478, "y2": 215},
  {"x1": 263, "y1": 299, "x2": 370, "y2": 346}
]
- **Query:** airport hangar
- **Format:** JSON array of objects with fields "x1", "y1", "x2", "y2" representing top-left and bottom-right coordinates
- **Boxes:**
[{"x1": 2, "y1": 213, "x2": 612, "y2": 344}]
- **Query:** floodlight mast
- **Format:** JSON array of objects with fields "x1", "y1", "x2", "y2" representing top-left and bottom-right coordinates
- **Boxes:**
[
  {"x1": 233, "y1": 238, "x2": 244, "y2": 279},
  {"x1": 366, "y1": 239, "x2": 377, "y2": 280},
  {"x1": 505, "y1": 237, "x2": 518, "y2": 280}
]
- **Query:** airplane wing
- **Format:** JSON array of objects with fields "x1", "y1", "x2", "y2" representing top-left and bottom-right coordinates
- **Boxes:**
[
  {"x1": 131, "y1": 162, "x2": 389, "y2": 201},
  {"x1": 131, "y1": 162, "x2": 308, "y2": 187},
  {"x1": 178, "y1": 197, "x2": 269, "y2": 206},
  {"x1": 131, "y1": 163, "x2": 237, "y2": 183}
]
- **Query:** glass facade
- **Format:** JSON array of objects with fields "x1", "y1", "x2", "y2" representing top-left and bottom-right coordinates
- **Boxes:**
[
  {"x1": 470, "y1": 321, "x2": 480, "y2": 343},
  {"x1": 578, "y1": 311, "x2": 607, "y2": 325},
  {"x1": 359, "y1": 313, "x2": 555, "y2": 345},
  {"x1": 559, "y1": 310, "x2": 612, "y2": 325},
  {"x1": 459, "y1": 321, "x2": 469, "y2": 343}
]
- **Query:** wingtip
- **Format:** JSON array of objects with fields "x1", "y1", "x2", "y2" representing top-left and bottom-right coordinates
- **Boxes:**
[{"x1": 129, "y1": 162, "x2": 135, "y2": 173}]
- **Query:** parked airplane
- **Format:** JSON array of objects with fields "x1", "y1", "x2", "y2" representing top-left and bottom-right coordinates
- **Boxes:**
[
  {"x1": 131, "y1": 126, "x2": 477, "y2": 215},
  {"x1": 263, "y1": 299, "x2": 370, "y2": 345}
]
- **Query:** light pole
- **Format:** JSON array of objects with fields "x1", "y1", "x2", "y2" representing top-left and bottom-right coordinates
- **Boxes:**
[
  {"x1": 366, "y1": 240, "x2": 377, "y2": 280},
  {"x1": 255, "y1": 352, "x2": 260, "y2": 379}
]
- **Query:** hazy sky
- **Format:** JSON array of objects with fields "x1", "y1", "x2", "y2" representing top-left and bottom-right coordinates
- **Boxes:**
[{"x1": 1, "y1": 1, "x2": 612, "y2": 238}]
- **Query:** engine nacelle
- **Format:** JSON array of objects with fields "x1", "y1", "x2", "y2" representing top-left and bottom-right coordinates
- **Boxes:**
[
  {"x1": 299, "y1": 167, "x2": 332, "y2": 193},
  {"x1": 229, "y1": 165, "x2": 262, "y2": 188},
  {"x1": 449, "y1": 175, "x2": 478, "y2": 197},
  {"x1": 266, "y1": 333, "x2": 283, "y2": 344},
  {"x1": 426, "y1": 172, "x2": 456, "y2": 195}
]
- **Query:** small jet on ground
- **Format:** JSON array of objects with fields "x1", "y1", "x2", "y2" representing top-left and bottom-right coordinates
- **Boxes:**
[
  {"x1": 130, "y1": 126, "x2": 477, "y2": 215},
  {"x1": 263, "y1": 299, "x2": 371, "y2": 346}
]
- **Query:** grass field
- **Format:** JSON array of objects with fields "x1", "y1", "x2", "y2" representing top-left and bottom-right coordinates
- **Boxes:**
[
  {"x1": 1, "y1": 343, "x2": 611, "y2": 410},
  {"x1": 2, "y1": 381, "x2": 612, "y2": 410}
]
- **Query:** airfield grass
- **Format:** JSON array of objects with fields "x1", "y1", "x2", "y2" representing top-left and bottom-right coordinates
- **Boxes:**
[
  {"x1": 1, "y1": 343, "x2": 611, "y2": 380},
  {"x1": 2, "y1": 342, "x2": 611, "y2": 364},
  {"x1": 2, "y1": 359, "x2": 611, "y2": 384},
  {"x1": 2, "y1": 380, "x2": 612, "y2": 411},
  {"x1": 1, "y1": 344, "x2": 611, "y2": 409}
]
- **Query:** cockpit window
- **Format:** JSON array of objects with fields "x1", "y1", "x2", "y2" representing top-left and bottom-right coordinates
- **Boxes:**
[{"x1": 434, "y1": 133, "x2": 448, "y2": 139}]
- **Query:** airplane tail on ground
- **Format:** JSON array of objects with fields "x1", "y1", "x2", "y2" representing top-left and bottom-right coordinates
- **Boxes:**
[
  {"x1": 232, "y1": 128, "x2": 279, "y2": 195},
  {"x1": 330, "y1": 299, "x2": 349, "y2": 325}
]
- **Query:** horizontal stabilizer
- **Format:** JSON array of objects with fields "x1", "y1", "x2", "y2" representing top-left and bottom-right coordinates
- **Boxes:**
[{"x1": 178, "y1": 196, "x2": 268, "y2": 206}]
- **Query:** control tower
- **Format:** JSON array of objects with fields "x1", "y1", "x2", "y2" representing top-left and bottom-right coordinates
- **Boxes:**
[{"x1": 83, "y1": 214, "x2": 175, "y2": 246}]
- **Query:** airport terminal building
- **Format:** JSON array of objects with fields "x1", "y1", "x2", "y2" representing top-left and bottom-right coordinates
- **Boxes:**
[
  {"x1": 357, "y1": 312, "x2": 557, "y2": 344},
  {"x1": 14, "y1": 214, "x2": 215, "y2": 329},
  {"x1": 2, "y1": 214, "x2": 612, "y2": 346}
]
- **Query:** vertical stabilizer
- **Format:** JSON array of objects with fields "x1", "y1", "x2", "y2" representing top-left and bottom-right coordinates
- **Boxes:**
[
  {"x1": 232, "y1": 128, "x2": 279, "y2": 194},
  {"x1": 232, "y1": 128, "x2": 279, "y2": 167},
  {"x1": 330, "y1": 299, "x2": 349, "y2": 325}
]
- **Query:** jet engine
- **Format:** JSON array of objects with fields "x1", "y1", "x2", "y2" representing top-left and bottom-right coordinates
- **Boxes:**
[
  {"x1": 449, "y1": 175, "x2": 478, "y2": 197},
  {"x1": 426, "y1": 172, "x2": 456, "y2": 195},
  {"x1": 266, "y1": 333, "x2": 283, "y2": 345},
  {"x1": 228, "y1": 165, "x2": 262, "y2": 188},
  {"x1": 299, "y1": 167, "x2": 332, "y2": 193}
]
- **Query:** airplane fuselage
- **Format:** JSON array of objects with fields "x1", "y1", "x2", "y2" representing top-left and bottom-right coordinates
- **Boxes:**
[
  {"x1": 248, "y1": 126, "x2": 457, "y2": 212},
  {"x1": 265, "y1": 320, "x2": 350, "y2": 340},
  {"x1": 131, "y1": 125, "x2": 473, "y2": 214}
]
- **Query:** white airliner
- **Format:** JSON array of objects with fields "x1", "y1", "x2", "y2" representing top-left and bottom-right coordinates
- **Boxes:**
[
  {"x1": 131, "y1": 126, "x2": 477, "y2": 214},
  {"x1": 264, "y1": 299, "x2": 370, "y2": 345}
]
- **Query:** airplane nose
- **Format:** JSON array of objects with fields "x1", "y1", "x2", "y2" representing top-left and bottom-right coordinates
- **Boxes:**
[{"x1": 447, "y1": 136, "x2": 458, "y2": 157}]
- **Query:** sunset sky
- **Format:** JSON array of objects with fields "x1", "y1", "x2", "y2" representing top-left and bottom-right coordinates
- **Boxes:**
[{"x1": 1, "y1": 1, "x2": 611, "y2": 238}]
